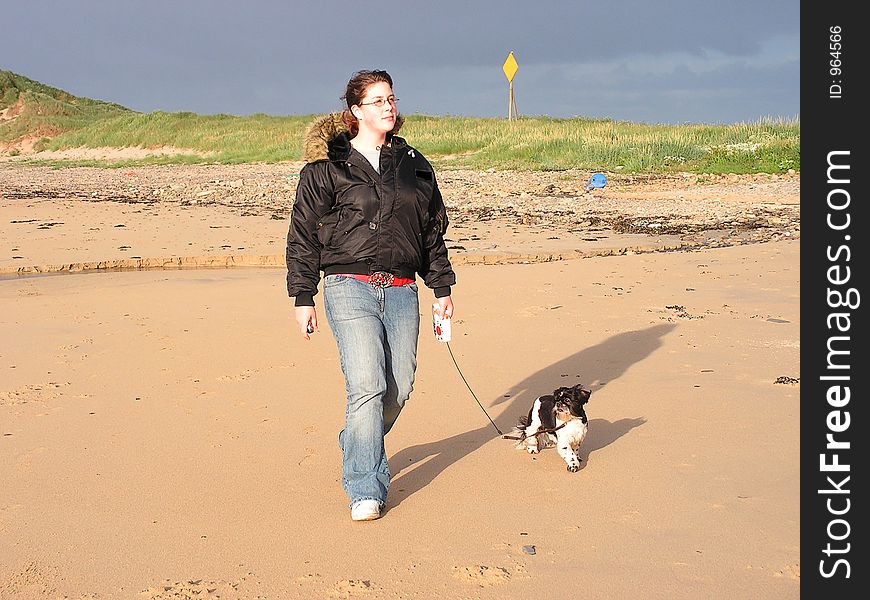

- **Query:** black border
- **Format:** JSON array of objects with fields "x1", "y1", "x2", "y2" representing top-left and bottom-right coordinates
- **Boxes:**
[{"x1": 802, "y1": 3, "x2": 866, "y2": 595}]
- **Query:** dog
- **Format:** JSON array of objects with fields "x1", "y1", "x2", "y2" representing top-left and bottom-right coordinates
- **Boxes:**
[{"x1": 512, "y1": 383, "x2": 591, "y2": 472}]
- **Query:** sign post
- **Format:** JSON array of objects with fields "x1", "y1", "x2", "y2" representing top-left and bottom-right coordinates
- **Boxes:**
[{"x1": 502, "y1": 51, "x2": 519, "y2": 121}]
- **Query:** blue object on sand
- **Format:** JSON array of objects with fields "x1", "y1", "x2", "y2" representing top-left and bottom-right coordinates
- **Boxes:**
[{"x1": 585, "y1": 173, "x2": 607, "y2": 191}]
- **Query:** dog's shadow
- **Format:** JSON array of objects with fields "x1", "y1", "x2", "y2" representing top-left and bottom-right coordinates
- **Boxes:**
[
  {"x1": 387, "y1": 323, "x2": 673, "y2": 507},
  {"x1": 572, "y1": 416, "x2": 647, "y2": 471}
]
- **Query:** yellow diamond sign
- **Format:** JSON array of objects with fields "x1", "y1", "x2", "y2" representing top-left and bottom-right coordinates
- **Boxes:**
[{"x1": 502, "y1": 51, "x2": 518, "y2": 82}]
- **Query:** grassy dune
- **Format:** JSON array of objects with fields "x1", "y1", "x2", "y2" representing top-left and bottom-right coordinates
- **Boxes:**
[
  {"x1": 2, "y1": 70, "x2": 799, "y2": 173},
  {"x1": 0, "y1": 71, "x2": 128, "y2": 144}
]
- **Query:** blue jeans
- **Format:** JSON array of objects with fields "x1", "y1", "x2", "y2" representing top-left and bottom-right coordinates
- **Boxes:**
[{"x1": 323, "y1": 275, "x2": 420, "y2": 507}]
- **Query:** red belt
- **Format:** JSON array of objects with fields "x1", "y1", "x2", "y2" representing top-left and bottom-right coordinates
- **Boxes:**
[{"x1": 338, "y1": 272, "x2": 415, "y2": 288}]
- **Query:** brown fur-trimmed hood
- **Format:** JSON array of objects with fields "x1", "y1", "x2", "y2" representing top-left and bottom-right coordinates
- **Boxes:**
[{"x1": 301, "y1": 112, "x2": 405, "y2": 163}]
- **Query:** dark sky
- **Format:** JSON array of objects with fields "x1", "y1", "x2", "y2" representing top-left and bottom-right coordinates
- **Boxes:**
[{"x1": 2, "y1": 0, "x2": 799, "y2": 124}]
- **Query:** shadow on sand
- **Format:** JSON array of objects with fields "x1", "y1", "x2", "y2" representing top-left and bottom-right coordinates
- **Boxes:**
[{"x1": 387, "y1": 323, "x2": 675, "y2": 508}]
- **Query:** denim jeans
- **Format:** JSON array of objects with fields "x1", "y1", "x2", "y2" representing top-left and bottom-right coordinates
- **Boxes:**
[{"x1": 323, "y1": 275, "x2": 420, "y2": 507}]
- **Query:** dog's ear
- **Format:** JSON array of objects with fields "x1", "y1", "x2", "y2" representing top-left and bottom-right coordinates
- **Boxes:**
[{"x1": 572, "y1": 384, "x2": 591, "y2": 404}]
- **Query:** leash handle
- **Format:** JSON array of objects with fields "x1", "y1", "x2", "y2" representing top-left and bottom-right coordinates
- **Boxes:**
[{"x1": 445, "y1": 341, "x2": 504, "y2": 436}]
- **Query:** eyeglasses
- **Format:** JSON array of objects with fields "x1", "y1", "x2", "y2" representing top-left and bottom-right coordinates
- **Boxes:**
[{"x1": 359, "y1": 96, "x2": 398, "y2": 108}]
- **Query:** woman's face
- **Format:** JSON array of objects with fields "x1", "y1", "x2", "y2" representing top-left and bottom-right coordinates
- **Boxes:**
[{"x1": 354, "y1": 81, "x2": 397, "y2": 135}]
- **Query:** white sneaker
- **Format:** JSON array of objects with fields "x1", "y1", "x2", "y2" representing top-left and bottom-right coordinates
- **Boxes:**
[{"x1": 351, "y1": 499, "x2": 381, "y2": 521}]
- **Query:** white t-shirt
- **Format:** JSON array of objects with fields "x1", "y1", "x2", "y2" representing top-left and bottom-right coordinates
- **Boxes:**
[{"x1": 357, "y1": 147, "x2": 380, "y2": 173}]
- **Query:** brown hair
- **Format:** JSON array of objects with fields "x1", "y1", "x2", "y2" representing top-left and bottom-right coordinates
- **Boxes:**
[{"x1": 340, "y1": 69, "x2": 393, "y2": 138}]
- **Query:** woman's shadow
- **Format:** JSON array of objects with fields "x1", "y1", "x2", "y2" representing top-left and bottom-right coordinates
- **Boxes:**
[{"x1": 387, "y1": 323, "x2": 675, "y2": 507}]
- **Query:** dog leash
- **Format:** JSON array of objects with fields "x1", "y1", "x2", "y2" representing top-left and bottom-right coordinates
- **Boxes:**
[
  {"x1": 444, "y1": 342, "x2": 569, "y2": 441},
  {"x1": 501, "y1": 422, "x2": 566, "y2": 441},
  {"x1": 445, "y1": 341, "x2": 504, "y2": 436}
]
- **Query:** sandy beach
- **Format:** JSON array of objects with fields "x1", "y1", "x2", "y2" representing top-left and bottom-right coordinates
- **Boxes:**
[{"x1": 1, "y1": 163, "x2": 800, "y2": 599}]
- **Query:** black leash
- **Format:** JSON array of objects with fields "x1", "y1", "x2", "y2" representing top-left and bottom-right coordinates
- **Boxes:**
[
  {"x1": 501, "y1": 422, "x2": 566, "y2": 441},
  {"x1": 443, "y1": 342, "x2": 569, "y2": 442},
  {"x1": 445, "y1": 341, "x2": 504, "y2": 436}
]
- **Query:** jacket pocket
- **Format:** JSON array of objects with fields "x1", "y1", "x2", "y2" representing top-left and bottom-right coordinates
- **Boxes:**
[{"x1": 316, "y1": 208, "x2": 342, "y2": 247}]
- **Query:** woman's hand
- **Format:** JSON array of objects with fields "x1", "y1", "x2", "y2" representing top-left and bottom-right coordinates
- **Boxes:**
[
  {"x1": 434, "y1": 296, "x2": 454, "y2": 319},
  {"x1": 295, "y1": 306, "x2": 317, "y2": 340}
]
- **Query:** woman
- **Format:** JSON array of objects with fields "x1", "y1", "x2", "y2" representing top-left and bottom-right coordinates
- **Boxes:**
[{"x1": 285, "y1": 70, "x2": 455, "y2": 521}]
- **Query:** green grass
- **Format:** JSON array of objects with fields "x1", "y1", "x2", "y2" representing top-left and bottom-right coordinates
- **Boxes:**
[
  {"x1": 3, "y1": 70, "x2": 800, "y2": 173},
  {"x1": 36, "y1": 111, "x2": 314, "y2": 163},
  {"x1": 404, "y1": 116, "x2": 799, "y2": 173},
  {"x1": 1, "y1": 70, "x2": 129, "y2": 144}
]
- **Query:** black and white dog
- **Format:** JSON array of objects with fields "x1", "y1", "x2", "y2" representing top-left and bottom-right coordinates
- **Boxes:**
[{"x1": 512, "y1": 384, "x2": 591, "y2": 472}]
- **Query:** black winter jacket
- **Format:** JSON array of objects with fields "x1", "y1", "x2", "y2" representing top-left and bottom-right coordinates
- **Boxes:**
[{"x1": 286, "y1": 113, "x2": 456, "y2": 306}]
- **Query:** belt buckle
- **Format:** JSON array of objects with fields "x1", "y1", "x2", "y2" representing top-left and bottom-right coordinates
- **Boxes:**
[{"x1": 369, "y1": 271, "x2": 395, "y2": 288}]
